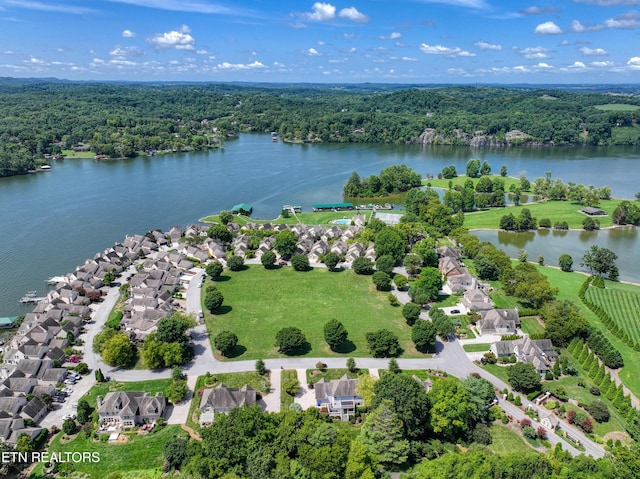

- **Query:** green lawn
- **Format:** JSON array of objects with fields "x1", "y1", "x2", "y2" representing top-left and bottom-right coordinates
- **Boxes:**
[
  {"x1": 281, "y1": 369, "x2": 298, "y2": 410},
  {"x1": 83, "y1": 379, "x2": 174, "y2": 408},
  {"x1": 61, "y1": 148, "x2": 97, "y2": 158},
  {"x1": 520, "y1": 317, "x2": 545, "y2": 336},
  {"x1": 200, "y1": 210, "x2": 374, "y2": 225},
  {"x1": 585, "y1": 282, "x2": 640, "y2": 346},
  {"x1": 594, "y1": 104, "x2": 640, "y2": 111},
  {"x1": 204, "y1": 265, "x2": 418, "y2": 360},
  {"x1": 462, "y1": 199, "x2": 619, "y2": 230},
  {"x1": 306, "y1": 368, "x2": 365, "y2": 384},
  {"x1": 31, "y1": 425, "x2": 185, "y2": 479},
  {"x1": 481, "y1": 364, "x2": 511, "y2": 384},
  {"x1": 487, "y1": 424, "x2": 539, "y2": 455},
  {"x1": 423, "y1": 174, "x2": 523, "y2": 192},
  {"x1": 463, "y1": 343, "x2": 491, "y2": 353}
]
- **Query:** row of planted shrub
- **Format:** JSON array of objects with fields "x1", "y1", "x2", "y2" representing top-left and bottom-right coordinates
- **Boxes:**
[
  {"x1": 568, "y1": 338, "x2": 632, "y2": 416},
  {"x1": 579, "y1": 276, "x2": 633, "y2": 363}
]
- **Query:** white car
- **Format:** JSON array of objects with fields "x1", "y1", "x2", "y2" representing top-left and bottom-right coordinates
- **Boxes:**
[
  {"x1": 62, "y1": 387, "x2": 73, "y2": 394},
  {"x1": 64, "y1": 379, "x2": 76, "y2": 385},
  {"x1": 62, "y1": 413, "x2": 76, "y2": 421}
]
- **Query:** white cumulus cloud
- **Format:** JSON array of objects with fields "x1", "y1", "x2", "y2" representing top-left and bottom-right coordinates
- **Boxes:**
[
  {"x1": 216, "y1": 61, "x2": 266, "y2": 70},
  {"x1": 627, "y1": 57, "x2": 640, "y2": 69},
  {"x1": 302, "y1": 2, "x2": 336, "y2": 21},
  {"x1": 474, "y1": 41, "x2": 502, "y2": 51},
  {"x1": 579, "y1": 47, "x2": 608, "y2": 56},
  {"x1": 307, "y1": 48, "x2": 321, "y2": 56},
  {"x1": 419, "y1": 44, "x2": 475, "y2": 56},
  {"x1": 109, "y1": 46, "x2": 144, "y2": 57},
  {"x1": 534, "y1": 21, "x2": 563, "y2": 34},
  {"x1": 148, "y1": 29, "x2": 196, "y2": 50},
  {"x1": 338, "y1": 7, "x2": 369, "y2": 22},
  {"x1": 122, "y1": 29, "x2": 136, "y2": 38}
]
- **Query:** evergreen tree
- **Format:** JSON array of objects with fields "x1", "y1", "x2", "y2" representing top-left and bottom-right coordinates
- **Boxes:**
[{"x1": 357, "y1": 400, "x2": 409, "y2": 466}]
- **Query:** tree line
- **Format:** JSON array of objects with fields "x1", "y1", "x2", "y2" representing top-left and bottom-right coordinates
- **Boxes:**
[{"x1": 2, "y1": 79, "x2": 640, "y2": 177}]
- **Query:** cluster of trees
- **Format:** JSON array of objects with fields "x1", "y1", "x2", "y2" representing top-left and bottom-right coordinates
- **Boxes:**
[
  {"x1": 93, "y1": 326, "x2": 136, "y2": 368},
  {"x1": 343, "y1": 165, "x2": 422, "y2": 197},
  {"x1": 581, "y1": 244, "x2": 619, "y2": 281},
  {"x1": 403, "y1": 188, "x2": 464, "y2": 236},
  {"x1": 141, "y1": 313, "x2": 195, "y2": 369},
  {"x1": 500, "y1": 208, "x2": 537, "y2": 231},
  {"x1": 163, "y1": 369, "x2": 507, "y2": 477},
  {"x1": 613, "y1": 200, "x2": 640, "y2": 225}
]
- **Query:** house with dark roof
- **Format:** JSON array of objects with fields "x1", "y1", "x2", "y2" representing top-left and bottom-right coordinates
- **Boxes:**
[
  {"x1": 490, "y1": 336, "x2": 558, "y2": 375},
  {"x1": 20, "y1": 397, "x2": 47, "y2": 423},
  {"x1": 97, "y1": 391, "x2": 167, "y2": 428},
  {"x1": 314, "y1": 375, "x2": 364, "y2": 421},
  {"x1": 199, "y1": 384, "x2": 256, "y2": 426}
]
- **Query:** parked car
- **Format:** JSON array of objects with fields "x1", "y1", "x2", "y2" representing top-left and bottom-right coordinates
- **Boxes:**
[
  {"x1": 450, "y1": 309, "x2": 460, "y2": 314},
  {"x1": 62, "y1": 413, "x2": 76, "y2": 421},
  {"x1": 64, "y1": 379, "x2": 76, "y2": 385},
  {"x1": 62, "y1": 387, "x2": 73, "y2": 394}
]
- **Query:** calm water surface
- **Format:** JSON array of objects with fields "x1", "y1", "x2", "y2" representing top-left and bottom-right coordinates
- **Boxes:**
[{"x1": 2, "y1": 134, "x2": 640, "y2": 315}]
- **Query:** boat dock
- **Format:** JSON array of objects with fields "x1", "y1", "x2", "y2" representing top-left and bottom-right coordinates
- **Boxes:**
[
  {"x1": 46, "y1": 275, "x2": 69, "y2": 285},
  {"x1": 19, "y1": 291, "x2": 46, "y2": 303}
]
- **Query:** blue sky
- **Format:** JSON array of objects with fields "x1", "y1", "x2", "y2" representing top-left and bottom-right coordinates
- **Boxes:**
[{"x1": 1, "y1": 0, "x2": 639, "y2": 83}]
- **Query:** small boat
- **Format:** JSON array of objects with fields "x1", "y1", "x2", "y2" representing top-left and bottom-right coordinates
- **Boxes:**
[{"x1": 40, "y1": 165, "x2": 52, "y2": 170}]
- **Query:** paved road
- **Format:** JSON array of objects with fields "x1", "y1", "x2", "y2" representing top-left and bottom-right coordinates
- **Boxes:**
[{"x1": 77, "y1": 266, "x2": 605, "y2": 458}]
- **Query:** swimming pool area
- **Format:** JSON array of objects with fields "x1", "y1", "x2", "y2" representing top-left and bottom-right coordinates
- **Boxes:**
[{"x1": 329, "y1": 218, "x2": 351, "y2": 225}]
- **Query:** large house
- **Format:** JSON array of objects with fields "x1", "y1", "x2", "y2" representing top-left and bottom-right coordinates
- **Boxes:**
[
  {"x1": 97, "y1": 391, "x2": 167, "y2": 428},
  {"x1": 491, "y1": 336, "x2": 558, "y2": 374},
  {"x1": 314, "y1": 375, "x2": 364, "y2": 421},
  {"x1": 477, "y1": 309, "x2": 520, "y2": 335},
  {"x1": 199, "y1": 384, "x2": 256, "y2": 426}
]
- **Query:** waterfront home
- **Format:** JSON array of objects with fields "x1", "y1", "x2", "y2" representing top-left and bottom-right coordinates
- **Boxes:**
[
  {"x1": 437, "y1": 245, "x2": 461, "y2": 260},
  {"x1": 199, "y1": 384, "x2": 256, "y2": 426},
  {"x1": 97, "y1": 391, "x2": 167, "y2": 428},
  {"x1": 439, "y1": 256, "x2": 466, "y2": 278},
  {"x1": 443, "y1": 273, "x2": 478, "y2": 294}
]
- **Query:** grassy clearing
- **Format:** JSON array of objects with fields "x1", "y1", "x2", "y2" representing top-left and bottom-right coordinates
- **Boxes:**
[
  {"x1": 200, "y1": 210, "x2": 374, "y2": 225},
  {"x1": 281, "y1": 369, "x2": 298, "y2": 410},
  {"x1": 463, "y1": 199, "x2": 619, "y2": 230},
  {"x1": 84, "y1": 379, "x2": 173, "y2": 408},
  {"x1": 204, "y1": 265, "x2": 417, "y2": 360},
  {"x1": 585, "y1": 283, "x2": 640, "y2": 346},
  {"x1": 594, "y1": 104, "x2": 640, "y2": 111},
  {"x1": 463, "y1": 343, "x2": 491, "y2": 353},
  {"x1": 481, "y1": 364, "x2": 511, "y2": 384},
  {"x1": 31, "y1": 425, "x2": 184, "y2": 479},
  {"x1": 423, "y1": 174, "x2": 522, "y2": 192},
  {"x1": 306, "y1": 368, "x2": 367, "y2": 384},
  {"x1": 520, "y1": 317, "x2": 546, "y2": 336},
  {"x1": 487, "y1": 423, "x2": 539, "y2": 455},
  {"x1": 61, "y1": 149, "x2": 97, "y2": 158}
]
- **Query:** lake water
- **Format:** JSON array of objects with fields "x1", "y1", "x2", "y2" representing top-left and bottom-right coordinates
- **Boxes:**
[{"x1": 2, "y1": 134, "x2": 640, "y2": 315}]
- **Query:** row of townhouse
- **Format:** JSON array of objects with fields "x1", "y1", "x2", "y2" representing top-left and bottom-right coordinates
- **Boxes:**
[{"x1": 0, "y1": 228, "x2": 187, "y2": 444}]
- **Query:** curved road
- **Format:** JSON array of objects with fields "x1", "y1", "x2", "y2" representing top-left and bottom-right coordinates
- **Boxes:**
[{"x1": 80, "y1": 266, "x2": 605, "y2": 458}]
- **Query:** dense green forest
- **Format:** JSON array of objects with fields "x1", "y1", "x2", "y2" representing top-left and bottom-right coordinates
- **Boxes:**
[{"x1": 1, "y1": 79, "x2": 639, "y2": 177}]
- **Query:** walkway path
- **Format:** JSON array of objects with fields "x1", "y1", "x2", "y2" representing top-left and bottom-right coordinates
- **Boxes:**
[
  {"x1": 295, "y1": 369, "x2": 316, "y2": 410},
  {"x1": 262, "y1": 369, "x2": 281, "y2": 413}
]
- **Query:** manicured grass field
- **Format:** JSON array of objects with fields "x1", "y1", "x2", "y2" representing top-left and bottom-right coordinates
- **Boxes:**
[
  {"x1": 204, "y1": 265, "x2": 417, "y2": 360},
  {"x1": 32, "y1": 425, "x2": 184, "y2": 479},
  {"x1": 423, "y1": 174, "x2": 523, "y2": 192},
  {"x1": 463, "y1": 199, "x2": 619, "y2": 230},
  {"x1": 520, "y1": 317, "x2": 546, "y2": 336},
  {"x1": 594, "y1": 104, "x2": 640, "y2": 111},
  {"x1": 487, "y1": 424, "x2": 539, "y2": 455},
  {"x1": 84, "y1": 379, "x2": 174, "y2": 408},
  {"x1": 306, "y1": 368, "x2": 364, "y2": 384},
  {"x1": 462, "y1": 343, "x2": 491, "y2": 353},
  {"x1": 585, "y1": 283, "x2": 640, "y2": 347},
  {"x1": 200, "y1": 210, "x2": 374, "y2": 225},
  {"x1": 481, "y1": 364, "x2": 511, "y2": 384},
  {"x1": 61, "y1": 148, "x2": 97, "y2": 158}
]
